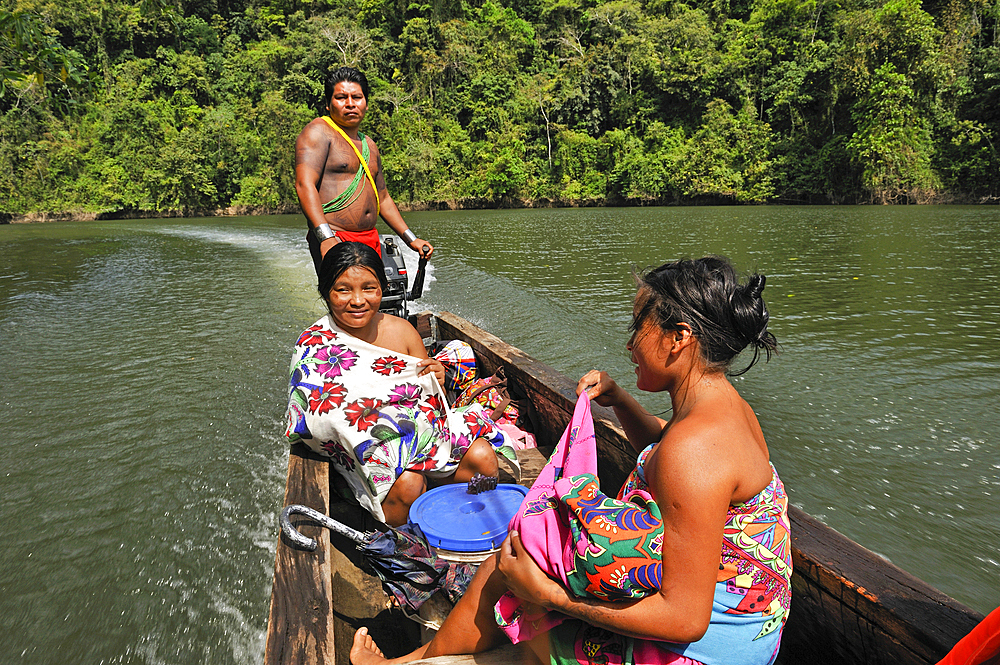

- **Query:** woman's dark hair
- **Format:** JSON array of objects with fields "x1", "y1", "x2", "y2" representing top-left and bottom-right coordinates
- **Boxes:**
[
  {"x1": 631, "y1": 256, "x2": 778, "y2": 375},
  {"x1": 324, "y1": 67, "x2": 370, "y2": 104},
  {"x1": 317, "y1": 242, "x2": 388, "y2": 301}
]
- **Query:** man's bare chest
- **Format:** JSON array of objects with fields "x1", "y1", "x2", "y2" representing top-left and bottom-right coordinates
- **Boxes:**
[
  {"x1": 324, "y1": 149, "x2": 362, "y2": 176},
  {"x1": 324, "y1": 138, "x2": 374, "y2": 175}
]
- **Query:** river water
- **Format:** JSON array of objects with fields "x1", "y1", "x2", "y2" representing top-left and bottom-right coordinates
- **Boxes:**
[{"x1": 1, "y1": 206, "x2": 997, "y2": 663}]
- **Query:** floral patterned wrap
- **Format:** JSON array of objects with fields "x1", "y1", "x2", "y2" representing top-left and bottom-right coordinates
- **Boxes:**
[
  {"x1": 284, "y1": 315, "x2": 518, "y2": 523},
  {"x1": 506, "y1": 422, "x2": 792, "y2": 665}
]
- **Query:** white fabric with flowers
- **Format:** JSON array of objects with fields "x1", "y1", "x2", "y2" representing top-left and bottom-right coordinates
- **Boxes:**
[{"x1": 285, "y1": 314, "x2": 518, "y2": 523}]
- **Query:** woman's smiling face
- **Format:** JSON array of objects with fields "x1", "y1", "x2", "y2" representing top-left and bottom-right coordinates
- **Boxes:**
[{"x1": 327, "y1": 265, "x2": 383, "y2": 332}]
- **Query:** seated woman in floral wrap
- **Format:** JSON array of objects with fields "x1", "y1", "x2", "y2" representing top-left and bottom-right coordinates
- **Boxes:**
[{"x1": 284, "y1": 242, "x2": 517, "y2": 526}]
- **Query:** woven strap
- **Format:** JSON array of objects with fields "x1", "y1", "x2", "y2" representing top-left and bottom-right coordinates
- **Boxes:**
[
  {"x1": 462, "y1": 375, "x2": 512, "y2": 422},
  {"x1": 464, "y1": 377, "x2": 507, "y2": 404}
]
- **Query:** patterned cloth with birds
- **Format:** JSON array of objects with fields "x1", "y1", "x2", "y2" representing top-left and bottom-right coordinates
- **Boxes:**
[{"x1": 284, "y1": 314, "x2": 518, "y2": 523}]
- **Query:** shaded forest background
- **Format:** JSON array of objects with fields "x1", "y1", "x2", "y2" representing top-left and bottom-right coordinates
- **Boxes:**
[{"x1": 1, "y1": 0, "x2": 999, "y2": 217}]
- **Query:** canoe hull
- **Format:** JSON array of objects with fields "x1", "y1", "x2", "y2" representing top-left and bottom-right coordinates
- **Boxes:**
[{"x1": 265, "y1": 311, "x2": 983, "y2": 665}]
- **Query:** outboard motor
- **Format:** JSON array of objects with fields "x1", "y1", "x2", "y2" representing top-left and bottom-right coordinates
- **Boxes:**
[
  {"x1": 378, "y1": 235, "x2": 430, "y2": 318},
  {"x1": 379, "y1": 235, "x2": 410, "y2": 317}
]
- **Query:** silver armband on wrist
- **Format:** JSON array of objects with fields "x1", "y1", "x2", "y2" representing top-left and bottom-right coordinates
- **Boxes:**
[
  {"x1": 313, "y1": 223, "x2": 336, "y2": 242},
  {"x1": 401, "y1": 229, "x2": 417, "y2": 244}
]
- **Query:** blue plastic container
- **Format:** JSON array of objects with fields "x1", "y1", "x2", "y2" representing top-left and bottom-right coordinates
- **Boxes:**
[{"x1": 408, "y1": 483, "x2": 528, "y2": 554}]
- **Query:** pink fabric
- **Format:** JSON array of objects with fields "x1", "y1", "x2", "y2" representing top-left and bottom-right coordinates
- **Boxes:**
[
  {"x1": 494, "y1": 393, "x2": 597, "y2": 642},
  {"x1": 554, "y1": 622, "x2": 704, "y2": 665},
  {"x1": 497, "y1": 422, "x2": 537, "y2": 450}
]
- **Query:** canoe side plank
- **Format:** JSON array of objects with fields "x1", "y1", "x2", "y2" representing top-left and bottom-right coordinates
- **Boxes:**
[
  {"x1": 265, "y1": 443, "x2": 336, "y2": 665},
  {"x1": 266, "y1": 311, "x2": 985, "y2": 665},
  {"x1": 783, "y1": 506, "x2": 982, "y2": 665}
]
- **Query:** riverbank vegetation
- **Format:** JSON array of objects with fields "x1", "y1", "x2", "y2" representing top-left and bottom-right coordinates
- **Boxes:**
[{"x1": 1, "y1": 0, "x2": 998, "y2": 216}]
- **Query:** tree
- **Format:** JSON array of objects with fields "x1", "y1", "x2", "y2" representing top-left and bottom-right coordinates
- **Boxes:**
[
  {"x1": 846, "y1": 62, "x2": 939, "y2": 202},
  {"x1": 676, "y1": 98, "x2": 775, "y2": 201},
  {"x1": 0, "y1": 10, "x2": 90, "y2": 113}
]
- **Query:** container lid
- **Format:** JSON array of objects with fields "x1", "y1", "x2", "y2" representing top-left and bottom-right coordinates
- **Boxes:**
[{"x1": 409, "y1": 483, "x2": 528, "y2": 552}]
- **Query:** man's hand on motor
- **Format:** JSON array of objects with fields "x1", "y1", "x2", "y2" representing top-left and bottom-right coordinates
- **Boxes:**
[{"x1": 409, "y1": 238, "x2": 434, "y2": 259}]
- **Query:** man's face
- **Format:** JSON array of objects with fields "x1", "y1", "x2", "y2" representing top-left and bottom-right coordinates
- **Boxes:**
[{"x1": 328, "y1": 81, "x2": 367, "y2": 128}]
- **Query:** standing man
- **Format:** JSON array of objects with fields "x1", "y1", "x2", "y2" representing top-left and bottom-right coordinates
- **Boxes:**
[{"x1": 295, "y1": 67, "x2": 433, "y2": 275}]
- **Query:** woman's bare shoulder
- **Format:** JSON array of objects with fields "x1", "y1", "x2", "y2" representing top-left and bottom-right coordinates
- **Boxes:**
[
  {"x1": 377, "y1": 314, "x2": 428, "y2": 357},
  {"x1": 658, "y1": 403, "x2": 770, "y2": 502},
  {"x1": 657, "y1": 417, "x2": 735, "y2": 477},
  {"x1": 647, "y1": 421, "x2": 737, "y2": 538}
]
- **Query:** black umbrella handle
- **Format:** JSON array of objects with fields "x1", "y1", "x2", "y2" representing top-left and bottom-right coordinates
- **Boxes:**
[{"x1": 280, "y1": 504, "x2": 370, "y2": 551}]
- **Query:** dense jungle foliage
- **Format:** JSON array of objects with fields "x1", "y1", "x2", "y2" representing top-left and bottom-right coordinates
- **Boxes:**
[{"x1": 1, "y1": 0, "x2": 999, "y2": 215}]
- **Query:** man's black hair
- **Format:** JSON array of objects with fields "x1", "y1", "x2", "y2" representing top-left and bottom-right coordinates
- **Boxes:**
[{"x1": 325, "y1": 67, "x2": 370, "y2": 105}]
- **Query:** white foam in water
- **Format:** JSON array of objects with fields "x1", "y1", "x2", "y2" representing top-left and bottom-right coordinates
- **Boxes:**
[
  {"x1": 152, "y1": 225, "x2": 434, "y2": 301},
  {"x1": 152, "y1": 226, "x2": 311, "y2": 270}
]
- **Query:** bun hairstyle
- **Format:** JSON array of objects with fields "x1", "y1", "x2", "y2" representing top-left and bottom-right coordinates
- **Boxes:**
[
  {"x1": 632, "y1": 256, "x2": 778, "y2": 375},
  {"x1": 317, "y1": 241, "x2": 388, "y2": 302}
]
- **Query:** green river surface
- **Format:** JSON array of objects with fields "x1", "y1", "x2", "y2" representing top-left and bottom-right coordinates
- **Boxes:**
[{"x1": 1, "y1": 206, "x2": 998, "y2": 663}]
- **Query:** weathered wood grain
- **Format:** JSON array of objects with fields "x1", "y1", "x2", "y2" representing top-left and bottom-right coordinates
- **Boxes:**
[
  {"x1": 408, "y1": 643, "x2": 524, "y2": 665},
  {"x1": 264, "y1": 444, "x2": 336, "y2": 665},
  {"x1": 515, "y1": 446, "x2": 547, "y2": 487},
  {"x1": 780, "y1": 506, "x2": 983, "y2": 665},
  {"x1": 326, "y1": 493, "x2": 422, "y2": 664}
]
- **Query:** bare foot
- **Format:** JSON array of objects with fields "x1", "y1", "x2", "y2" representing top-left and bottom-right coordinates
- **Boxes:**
[{"x1": 350, "y1": 627, "x2": 385, "y2": 665}]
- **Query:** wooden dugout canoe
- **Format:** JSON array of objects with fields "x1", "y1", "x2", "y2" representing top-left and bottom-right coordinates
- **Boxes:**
[{"x1": 264, "y1": 311, "x2": 984, "y2": 665}]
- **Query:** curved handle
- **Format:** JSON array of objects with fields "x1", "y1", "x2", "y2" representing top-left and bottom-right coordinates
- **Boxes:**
[{"x1": 279, "y1": 504, "x2": 371, "y2": 551}]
